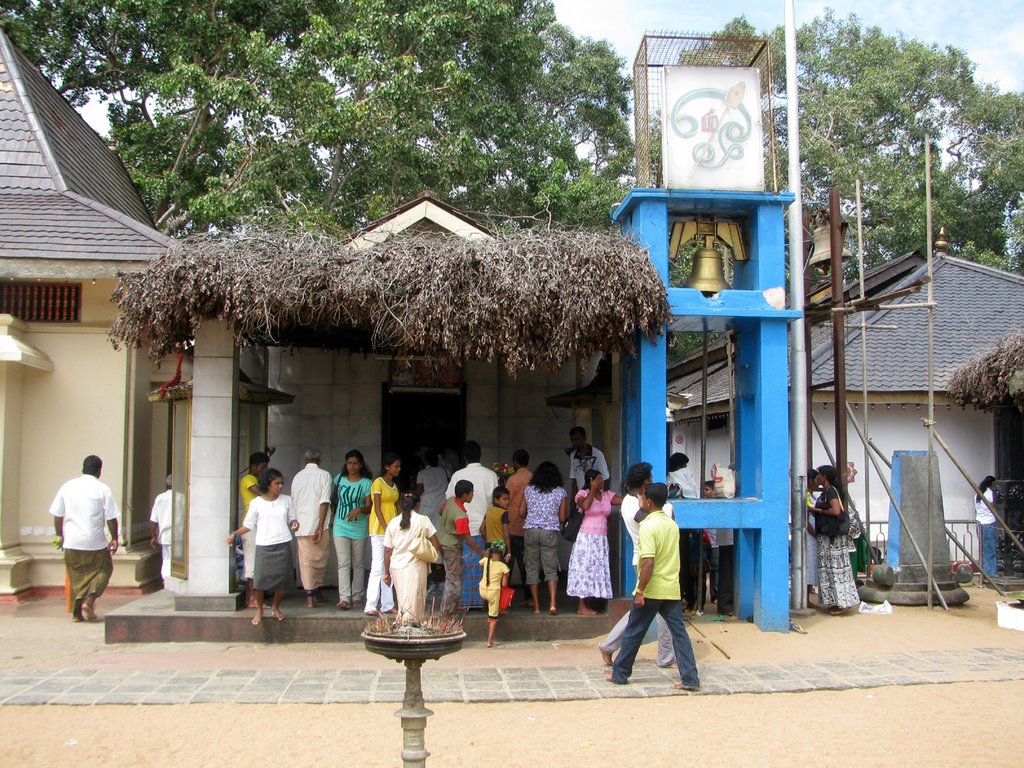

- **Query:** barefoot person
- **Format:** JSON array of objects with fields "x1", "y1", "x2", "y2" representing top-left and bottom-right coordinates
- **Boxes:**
[
  {"x1": 291, "y1": 449, "x2": 333, "y2": 608},
  {"x1": 607, "y1": 483, "x2": 700, "y2": 692},
  {"x1": 811, "y1": 465, "x2": 859, "y2": 616},
  {"x1": 227, "y1": 468, "x2": 298, "y2": 625},
  {"x1": 568, "y1": 469, "x2": 620, "y2": 616},
  {"x1": 239, "y1": 451, "x2": 269, "y2": 608},
  {"x1": 50, "y1": 455, "x2": 120, "y2": 622},
  {"x1": 438, "y1": 480, "x2": 485, "y2": 614},
  {"x1": 383, "y1": 493, "x2": 441, "y2": 624},
  {"x1": 478, "y1": 540, "x2": 510, "y2": 647},
  {"x1": 523, "y1": 461, "x2": 567, "y2": 615}
]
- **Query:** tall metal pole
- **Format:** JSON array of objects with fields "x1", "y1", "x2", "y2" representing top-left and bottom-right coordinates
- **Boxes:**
[
  {"x1": 829, "y1": 188, "x2": 849, "y2": 495},
  {"x1": 856, "y1": 179, "x2": 872, "y2": 566},
  {"x1": 785, "y1": 0, "x2": 809, "y2": 611},
  {"x1": 924, "y1": 135, "x2": 937, "y2": 609}
]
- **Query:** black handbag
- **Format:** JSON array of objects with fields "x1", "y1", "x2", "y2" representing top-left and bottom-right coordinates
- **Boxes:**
[
  {"x1": 561, "y1": 508, "x2": 584, "y2": 542},
  {"x1": 815, "y1": 490, "x2": 850, "y2": 537}
]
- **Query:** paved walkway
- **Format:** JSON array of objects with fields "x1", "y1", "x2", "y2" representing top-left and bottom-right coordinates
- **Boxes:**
[{"x1": 3, "y1": 646, "x2": 1023, "y2": 705}]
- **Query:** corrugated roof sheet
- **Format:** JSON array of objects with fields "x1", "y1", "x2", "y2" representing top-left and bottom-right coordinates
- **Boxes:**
[{"x1": 671, "y1": 254, "x2": 1023, "y2": 412}]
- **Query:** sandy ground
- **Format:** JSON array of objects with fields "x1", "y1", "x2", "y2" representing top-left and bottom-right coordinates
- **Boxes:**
[{"x1": 2, "y1": 584, "x2": 1024, "y2": 767}]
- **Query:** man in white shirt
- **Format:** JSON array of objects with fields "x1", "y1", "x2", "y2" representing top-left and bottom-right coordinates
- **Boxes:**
[
  {"x1": 290, "y1": 449, "x2": 333, "y2": 607},
  {"x1": 445, "y1": 440, "x2": 498, "y2": 533},
  {"x1": 149, "y1": 475, "x2": 173, "y2": 581},
  {"x1": 50, "y1": 455, "x2": 119, "y2": 622},
  {"x1": 568, "y1": 426, "x2": 610, "y2": 510}
]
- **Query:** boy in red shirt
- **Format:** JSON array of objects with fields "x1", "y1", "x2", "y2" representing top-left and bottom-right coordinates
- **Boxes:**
[{"x1": 439, "y1": 480, "x2": 485, "y2": 614}]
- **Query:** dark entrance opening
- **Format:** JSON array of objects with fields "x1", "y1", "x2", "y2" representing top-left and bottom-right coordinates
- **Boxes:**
[{"x1": 381, "y1": 385, "x2": 466, "y2": 491}]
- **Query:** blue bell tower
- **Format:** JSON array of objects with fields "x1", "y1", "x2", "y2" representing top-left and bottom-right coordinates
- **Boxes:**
[{"x1": 614, "y1": 188, "x2": 798, "y2": 632}]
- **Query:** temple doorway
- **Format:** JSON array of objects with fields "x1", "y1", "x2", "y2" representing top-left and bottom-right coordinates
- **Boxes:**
[{"x1": 381, "y1": 385, "x2": 466, "y2": 491}]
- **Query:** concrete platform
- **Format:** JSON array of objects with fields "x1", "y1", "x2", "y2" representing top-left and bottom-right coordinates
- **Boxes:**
[{"x1": 105, "y1": 589, "x2": 624, "y2": 644}]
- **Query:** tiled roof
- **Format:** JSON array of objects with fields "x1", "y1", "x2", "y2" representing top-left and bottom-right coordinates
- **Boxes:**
[
  {"x1": 0, "y1": 28, "x2": 170, "y2": 269},
  {"x1": 0, "y1": 191, "x2": 169, "y2": 261},
  {"x1": 671, "y1": 254, "x2": 1024, "y2": 411},
  {"x1": 811, "y1": 256, "x2": 1024, "y2": 392}
]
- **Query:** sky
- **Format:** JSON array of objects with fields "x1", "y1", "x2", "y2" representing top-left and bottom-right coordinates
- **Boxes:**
[{"x1": 551, "y1": 0, "x2": 1024, "y2": 93}]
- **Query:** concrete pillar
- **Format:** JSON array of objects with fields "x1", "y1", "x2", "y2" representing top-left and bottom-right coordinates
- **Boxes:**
[
  {"x1": 178, "y1": 321, "x2": 242, "y2": 610},
  {"x1": 0, "y1": 316, "x2": 52, "y2": 598}
]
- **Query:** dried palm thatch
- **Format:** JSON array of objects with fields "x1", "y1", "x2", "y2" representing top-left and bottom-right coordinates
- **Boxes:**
[
  {"x1": 947, "y1": 331, "x2": 1024, "y2": 411},
  {"x1": 110, "y1": 228, "x2": 669, "y2": 374}
]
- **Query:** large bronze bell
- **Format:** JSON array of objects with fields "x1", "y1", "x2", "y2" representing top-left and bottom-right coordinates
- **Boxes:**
[
  {"x1": 807, "y1": 218, "x2": 852, "y2": 271},
  {"x1": 685, "y1": 244, "x2": 730, "y2": 294}
]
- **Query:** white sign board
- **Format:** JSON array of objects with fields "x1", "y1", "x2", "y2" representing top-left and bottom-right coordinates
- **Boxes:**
[{"x1": 661, "y1": 66, "x2": 765, "y2": 191}]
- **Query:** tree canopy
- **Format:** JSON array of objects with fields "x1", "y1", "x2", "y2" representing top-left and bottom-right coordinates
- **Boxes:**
[
  {"x1": 2, "y1": 0, "x2": 633, "y2": 234},
  {"x1": 758, "y1": 11, "x2": 1024, "y2": 271}
]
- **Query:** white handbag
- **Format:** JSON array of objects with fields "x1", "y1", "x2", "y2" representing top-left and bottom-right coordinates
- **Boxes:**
[{"x1": 411, "y1": 521, "x2": 438, "y2": 563}]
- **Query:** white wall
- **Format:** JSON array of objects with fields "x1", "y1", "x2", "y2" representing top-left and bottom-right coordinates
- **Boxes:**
[
  {"x1": 262, "y1": 348, "x2": 594, "y2": 486},
  {"x1": 810, "y1": 402, "x2": 994, "y2": 526}
]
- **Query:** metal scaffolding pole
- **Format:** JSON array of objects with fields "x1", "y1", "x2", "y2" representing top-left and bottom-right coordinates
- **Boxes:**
[
  {"x1": 856, "y1": 179, "x2": 872, "y2": 566},
  {"x1": 785, "y1": 0, "x2": 809, "y2": 611},
  {"x1": 924, "y1": 135, "x2": 937, "y2": 609}
]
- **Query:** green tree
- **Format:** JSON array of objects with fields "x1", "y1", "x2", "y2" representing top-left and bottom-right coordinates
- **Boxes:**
[
  {"x1": 713, "y1": 12, "x2": 1024, "y2": 270},
  {"x1": 2, "y1": 1, "x2": 633, "y2": 233}
]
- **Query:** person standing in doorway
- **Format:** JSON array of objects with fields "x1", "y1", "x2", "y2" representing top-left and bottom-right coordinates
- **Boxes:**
[
  {"x1": 439, "y1": 480, "x2": 485, "y2": 614},
  {"x1": 504, "y1": 449, "x2": 532, "y2": 603},
  {"x1": 568, "y1": 426, "x2": 609, "y2": 511},
  {"x1": 50, "y1": 455, "x2": 120, "y2": 622},
  {"x1": 415, "y1": 448, "x2": 450, "y2": 528},
  {"x1": 291, "y1": 449, "x2": 333, "y2": 608},
  {"x1": 606, "y1": 482, "x2": 700, "y2": 691},
  {"x1": 239, "y1": 451, "x2": 269, "y2": 608},
  {"x1": 976, "y1": 475, "x2": 998, "y2": 580},
  {"x1": 366, "y1": 453, "x2": 402, "y2": 617},
  {"x1": 149, "y1": 475, "x2": 173, "y2": 582}
]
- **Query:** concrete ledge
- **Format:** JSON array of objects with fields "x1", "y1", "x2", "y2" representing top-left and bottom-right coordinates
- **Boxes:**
[
  {"x1": 105, "y1": 590, "x2": 617, "y2": 644},
  {"x1": 173, "y1": 593, "x2": 245, "y2": 612}
]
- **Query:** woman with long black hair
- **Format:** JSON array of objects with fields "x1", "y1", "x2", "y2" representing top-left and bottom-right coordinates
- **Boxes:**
[
  {"x1": 811, "y1": 465, "x2": 859, "y2": 615},
  {"x1": 366, "y1": 453, "x2": 401, "y2": 616},
  {"x1": 522, "y1": 461, "x2": 567, "y2": 615},
  {"x1": 383, "y1": 492, "x2": 441, "y2": 623}
]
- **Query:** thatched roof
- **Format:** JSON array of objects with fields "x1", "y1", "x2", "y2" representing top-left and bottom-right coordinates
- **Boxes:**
[
  {"x1": 947, "y1": 331, "x2": 1024, "y2": 411},
  {"x1": 110, "y1": 228, "x2": 670, "y2": 374}
]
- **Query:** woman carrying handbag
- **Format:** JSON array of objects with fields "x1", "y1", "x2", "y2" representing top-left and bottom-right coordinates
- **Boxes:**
[{"x1": 384, "y1": 492, "x2": 441, "y2": 624}]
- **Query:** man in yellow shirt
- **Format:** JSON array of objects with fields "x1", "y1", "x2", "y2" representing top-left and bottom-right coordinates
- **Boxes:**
[
  {"x1": 607, "y1": 482, "x2": 700, "y2": 692},
  {"x1": 239, "y1": 451, "x2": 269, "y2": 608}
]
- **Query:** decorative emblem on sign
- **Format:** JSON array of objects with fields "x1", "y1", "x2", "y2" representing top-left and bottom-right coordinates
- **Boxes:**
[
  {"x1": 661, "y1": 66, "x2": 764, "y2": 191},
  {"x1": 669, "y1": 81, "x2": 752, "y2": 170}
]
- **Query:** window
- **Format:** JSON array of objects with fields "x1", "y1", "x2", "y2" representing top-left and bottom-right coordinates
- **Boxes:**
[{"x1": 0, "y1": 282, "x2": 81, "y2": 322}]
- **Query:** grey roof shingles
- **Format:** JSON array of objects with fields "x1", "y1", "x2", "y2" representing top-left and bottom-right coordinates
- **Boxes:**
[
  {"x1": 0, "y1": 28, "x2": 171, "y2": 271},
  {"x1": 671, "y1": 255, "x2": 1024, "y2": 411},
  {"x1": 811, "y1": 256, "x2": 1024, "y2": 392}
]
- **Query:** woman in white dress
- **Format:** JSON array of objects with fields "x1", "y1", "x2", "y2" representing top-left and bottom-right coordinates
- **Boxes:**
[{"x1": 383, "y1": 492, "x2": 442, "y2": 624}]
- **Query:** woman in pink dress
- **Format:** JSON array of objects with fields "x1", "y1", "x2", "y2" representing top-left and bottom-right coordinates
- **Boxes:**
[{"x1": 568, "y1": 469, "x2": 621, "y2": 616}]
